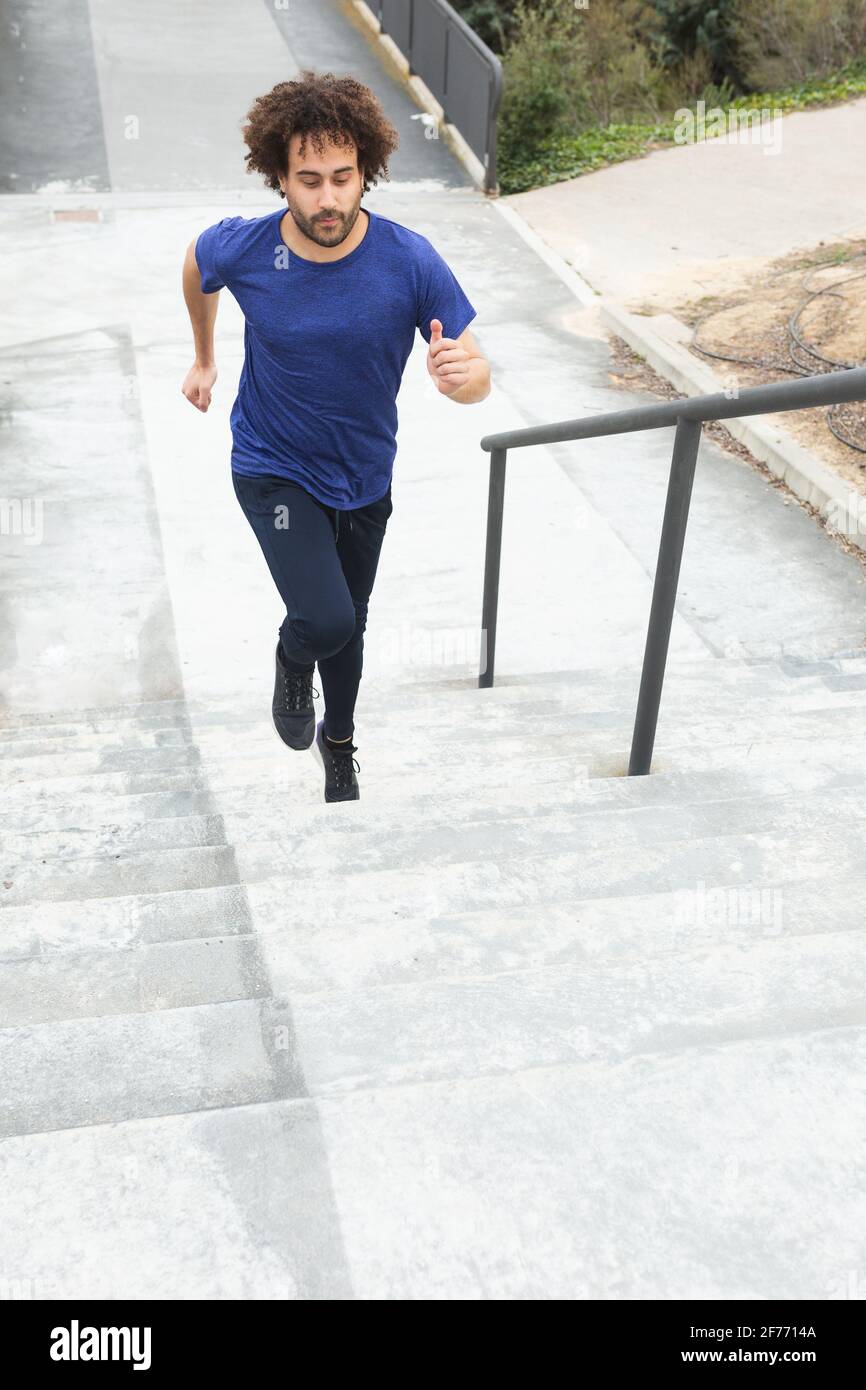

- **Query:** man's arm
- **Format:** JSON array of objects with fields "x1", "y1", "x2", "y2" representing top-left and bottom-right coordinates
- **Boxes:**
[{"x1": 181, "y1": 238, "x2": 219, "y2": 413}]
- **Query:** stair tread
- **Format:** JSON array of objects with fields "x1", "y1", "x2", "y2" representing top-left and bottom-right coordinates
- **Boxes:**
[
  {"x1": 3, "y1": 1024, "x2": 863, "y2": 1298},
  {"x1": 1, "y1": 864, "x2": 861, "y2": 967},
  {"x1": 5, "y1": 681, "x2": 866, "y2": 759},
  {"x1": 5, "y1": 756, "x2": 860, "y2": 833},
  {"x1": 3, "y1": 728, "x2": 863, "y2": 816},
  {"x1": 2, "y1": 816, "x2": 864, "y2": 911},
  {"x1": 2, "y1": 891, "x2": 863, "y2": 1026},
  {"x1": 5, "y1": 779, "x2": 866, "y2": 869},
  {"x1": 3, "y1": 650, "x2": 865, "y2": 733},
  {"x1": 4, "y1": 700, "x2": 866, "y2": 787},
  {"x1": 2, "y1": 928, "x2": 865, "y2": 1138}
]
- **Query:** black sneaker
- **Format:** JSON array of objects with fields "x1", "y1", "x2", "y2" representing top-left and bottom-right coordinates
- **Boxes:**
[
  {"x1": 312, "y1": 718, "x2": 360, "y2": 802},
  {"x1": 272, "y1": 640, "x2": 319, "y2": 750}
]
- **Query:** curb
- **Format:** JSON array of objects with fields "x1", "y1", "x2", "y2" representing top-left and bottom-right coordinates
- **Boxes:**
[{"x1": 599, "y1": 300, "x2": 866, "y2": 555}]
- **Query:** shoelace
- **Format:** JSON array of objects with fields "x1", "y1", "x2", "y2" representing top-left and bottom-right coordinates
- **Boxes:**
[
  {"x1": 326, "y1": 740, "x2": 360, "y2": 791},
  {"x1": 281, "y1": 668, "x2": 320, "y2": 712}
]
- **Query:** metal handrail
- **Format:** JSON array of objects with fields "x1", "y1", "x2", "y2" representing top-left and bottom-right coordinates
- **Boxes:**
[
  {"x1": 372, "y1": 0, "x2": 503, "y2": 192},
  {"x1": 477, "y1": 364, "x2": 866, "y2": 775}
]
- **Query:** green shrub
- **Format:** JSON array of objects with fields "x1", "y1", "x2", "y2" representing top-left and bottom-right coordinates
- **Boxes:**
[
  {"x1": 497, "y1": 0, "x2": 588, "y2": 160},
  {"x1": 449, "y1": 0, "x2": 537, "y2": 55},
  {"x1": 729, "y1": 0, "x2": 866, "y2": 88},
  {"x1": 577, "y1": 0, "x2": 667, "y2": 126},
  {"x1": 498, "y1": 0, "x2": 669, "y2": 159},
  {"x1": 650, "y1": 0, "x2": 744, "y2": 87}
]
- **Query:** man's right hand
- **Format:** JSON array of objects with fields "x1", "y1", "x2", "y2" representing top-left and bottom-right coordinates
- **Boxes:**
[{"x1": 182, "y1": 362, "x2": 218, "y2": 412}]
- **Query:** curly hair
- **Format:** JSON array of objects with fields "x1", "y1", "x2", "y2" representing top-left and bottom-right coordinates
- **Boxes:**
[{"x1": 242, "y1": 71, "x2": 400, "y2": 196}]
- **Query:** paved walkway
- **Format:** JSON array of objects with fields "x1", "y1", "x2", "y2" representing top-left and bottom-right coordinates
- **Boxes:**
[{"x1": 506, "y1": 98, "x2": 866, "y2": 309}]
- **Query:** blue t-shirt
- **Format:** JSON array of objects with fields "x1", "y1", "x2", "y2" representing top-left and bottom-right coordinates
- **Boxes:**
[{"x1": 195, "y1": 205, "x2": 477, "y2": 508}]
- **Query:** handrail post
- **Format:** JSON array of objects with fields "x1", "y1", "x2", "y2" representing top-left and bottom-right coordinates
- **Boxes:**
[
  {"x1": 479, "y1": 447, "x2": 507, "y2": 687},
  {"x1": 628, "y1": 416, "x2": 702, "y2": 775}
]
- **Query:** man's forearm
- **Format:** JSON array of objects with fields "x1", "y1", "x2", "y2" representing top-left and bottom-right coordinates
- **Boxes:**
[
  {"x1": 182, "y1": 245, "x2": 220, "y2": 365},
  {"x1": 446, "y1": 357, "x2": 491, "y2": 404}
]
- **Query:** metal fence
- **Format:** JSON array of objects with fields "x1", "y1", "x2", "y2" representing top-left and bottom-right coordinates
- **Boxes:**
[
  {"x1": 477, "y1": 365, "x2": 866, "y2": 775},
  {"x1": 370, "y1": 0, "x2": 502, "y2": 192}
]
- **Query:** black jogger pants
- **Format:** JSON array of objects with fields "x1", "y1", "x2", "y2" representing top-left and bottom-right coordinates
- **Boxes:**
[{"x1": 232, "y1": 470, "x2": 393, "y2": 741}]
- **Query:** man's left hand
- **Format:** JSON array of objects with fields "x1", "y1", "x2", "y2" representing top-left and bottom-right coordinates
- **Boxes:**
[{"x1": 426, "y1": 318, "x2": 471, "y2": 395}]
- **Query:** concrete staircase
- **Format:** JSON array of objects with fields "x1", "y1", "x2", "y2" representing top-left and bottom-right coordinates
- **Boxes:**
[{"x1": 3, "y1": 648, "x2": 866, "y2": 1297}]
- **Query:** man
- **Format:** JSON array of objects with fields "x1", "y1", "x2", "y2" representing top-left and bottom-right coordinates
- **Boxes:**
[{"x1": 182, "y1": 71, "x2": 490, "y2": 802}]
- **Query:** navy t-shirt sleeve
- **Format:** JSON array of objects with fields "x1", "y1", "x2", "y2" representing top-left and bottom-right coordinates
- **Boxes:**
[
  {"x1": 416, "y1": 241, "x2": 477, "y2": 344},
  {"x1": 194, "y1": 220, "x2": 226, "y2": 293}
]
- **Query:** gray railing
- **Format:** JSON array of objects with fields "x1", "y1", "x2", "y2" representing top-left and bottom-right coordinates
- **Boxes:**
[
  {"x1": 478, "y1": 365, "x2": 866, "y2": 775},
  {"x1": 371, "y1": 0, "x2": 502, "y2": 193}
]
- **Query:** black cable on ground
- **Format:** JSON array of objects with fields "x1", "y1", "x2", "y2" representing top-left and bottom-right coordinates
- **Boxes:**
[{"x1": 689, "y1": 252, "x2": 866, "y2": 456}]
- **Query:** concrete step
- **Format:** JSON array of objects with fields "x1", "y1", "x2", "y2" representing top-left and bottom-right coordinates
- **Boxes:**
[
  {"x1": 11, "y1": 786, "x2": 221, "y2": 832},
  {"x1": 7, "y1": 748, "x2": 862, "y2": 836},
  {"x1": 5, "y1": 675, "x2": 866, "y2": 762},
  {"x1": 1, "y1": 748, "x2": 587, "y2": 811},
  {"x1": 7, "y1": 813, "x2": 230, "y2": 859},
  {"x1": 5, "y1": 649, "x2": 866, "y2": 737},
  {"x1": 4, "y1": 724, "x2": 864, "y2": 821},
  {"x1": 0, "y1": 881, "x2": 252, "y2": 958},
  {"x1": 5, "y1": 699, "x2": 866, "y2": 786},
  {"x1": 1, "y1": 844, "x2": 240, "y2": 907},
  {"x1": 0, "y1": 932, "x2": 270, "y2": 1026},
  {"x1": 2, "y1": 927, "x2": 865, "y2": 1136},
  {"x1": 179, "y1": 697, "x2": 866, "y2": 759},
  {"x1": 3, "y1": 650, "x2": 865, "y2": 736},
  {"x1": 270, "y1": 928, "x2": 866, "y2": 1100},
  {"x1": 1, "y1": 853, "x2": 860, "y2": 983},
  {"x1": 2, "y1": 809, "x2": 864, "y2": 921},
  {"x1": 6, "y1": 781, "x2": 866, "y2": 874},
  {"x1": 2, "y1": 1023, "x2": 863, "y2": 1297},
  {"x1": 3, "y1": 865, "x2": 863, "y2": 1023},
  {"x1": 0, "y1": 993, "x2": 297, "y2": 1137},
  {"x1": 4, "y1": 658, "x2": 866, "y2": 752}
]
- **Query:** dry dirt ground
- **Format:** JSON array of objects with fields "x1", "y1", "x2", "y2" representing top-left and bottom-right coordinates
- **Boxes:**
[
  {"x1": 606, "y1": 333, "x2": 866, "y2": 575},
  {"x1": 646, "y1": 237, "x2": 866, "y2": 494}
]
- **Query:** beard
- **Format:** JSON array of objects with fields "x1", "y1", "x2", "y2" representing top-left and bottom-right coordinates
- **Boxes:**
[{"x1": 287, "y1": 195, "x2": 363, "y2": 248}]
